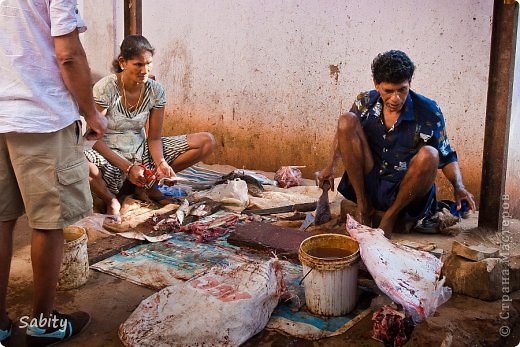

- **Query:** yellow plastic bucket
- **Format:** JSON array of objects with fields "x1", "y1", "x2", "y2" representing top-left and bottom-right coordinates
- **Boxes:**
[
  {"x1": 58, "y1": 226, "x2": 89, "y2": 290},
  {"x1": 299, "y1": 233, "x2": 360, "y2": 316}
]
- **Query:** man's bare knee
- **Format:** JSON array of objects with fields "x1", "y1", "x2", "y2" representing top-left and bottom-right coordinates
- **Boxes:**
[
  {"x1": 412, "y1": 145, "x2": 439, "y2": 170},
  {"x1": 337, "y1": 112, "x2": 360, "y2": 134}
]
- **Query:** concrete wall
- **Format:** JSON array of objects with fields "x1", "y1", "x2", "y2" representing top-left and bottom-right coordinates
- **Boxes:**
[
  {"x1": 506, "y1": 14, "x2": 520, "y2": 217},
  {"x1": 79, "y1": 0, "x2": 495, "y2": 205},
  {"x1": 77, "y1": 0, "x2": 124, "y2": 82}
]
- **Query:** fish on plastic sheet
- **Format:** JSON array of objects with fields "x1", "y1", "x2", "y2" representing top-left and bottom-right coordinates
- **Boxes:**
[
  {"x1": 118, "y1": 259, "x2": 285, "y2": 347},
  {"x1": 346, "y1": 215, "x2": 452, "y2": 323},
  {"x1": 176, "y1": 199, "x2": 190, "y2": 225}
]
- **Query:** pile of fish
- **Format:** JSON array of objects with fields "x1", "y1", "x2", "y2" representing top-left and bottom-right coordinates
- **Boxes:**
[{"x1": 151, "y1": 199, "x2": 240, "y2": 242}]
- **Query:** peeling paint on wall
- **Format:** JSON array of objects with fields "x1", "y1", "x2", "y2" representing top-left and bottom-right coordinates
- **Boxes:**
[
  {"x1": 329, "y1": 64, "x2": 340, "y2": 84},
  {"x1": 157, "y1": 40, "x2": 193, "y2": 106}
]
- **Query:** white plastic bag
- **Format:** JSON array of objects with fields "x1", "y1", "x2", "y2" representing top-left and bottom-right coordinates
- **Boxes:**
[
  {"x1": 203, "y1": 178, "x2": 249, "y2": 206},
  {"x1": 119, "y1": 259, "x2": 284, "y2": 347}
]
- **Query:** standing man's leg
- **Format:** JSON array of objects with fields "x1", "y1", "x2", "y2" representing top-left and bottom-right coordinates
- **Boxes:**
[
  {"x1": 337, "y1": 112, "x2": 374, "y2": 224},
  {"x1": 7, "y1": 124, "x2": 92, "y2": 344},
  {"x1": 379, "y1": 146, "x2": 439, "y2": 237},
  {"x1": 31, "y1": 229, "x2": 64, "y2": 318},
  {"x1": 0, "y1": 220, "x2": 15, "y2": 331},
  {"x1": 0, "y1": 132, "x2": 24, "y2": 336}
]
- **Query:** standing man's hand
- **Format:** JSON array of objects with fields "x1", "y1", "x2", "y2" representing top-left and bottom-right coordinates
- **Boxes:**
[{"x1": 84, "y1": 110, "x2": 107, "y2": 140}]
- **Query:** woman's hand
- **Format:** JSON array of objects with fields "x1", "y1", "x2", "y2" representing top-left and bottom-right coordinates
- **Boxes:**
[
  {"x1": 156, "y1": 159, "x2": 175, "y2": 178},
  {"x1": 126, "y1": 164, "x2": 147, "y2": 187}
]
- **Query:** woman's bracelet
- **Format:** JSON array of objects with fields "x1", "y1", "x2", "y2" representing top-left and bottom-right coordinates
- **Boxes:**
[
  {"x1": 157, "y1": 158, "x2": 167, "y2": 168},
  {"x1": 125, "y1": 164, "x2": 134, "y2": 175}
]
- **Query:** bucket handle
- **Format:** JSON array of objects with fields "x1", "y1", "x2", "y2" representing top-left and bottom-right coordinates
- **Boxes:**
[{"x1": 298, "y1": 268, "x2": 313, "y2": 286}]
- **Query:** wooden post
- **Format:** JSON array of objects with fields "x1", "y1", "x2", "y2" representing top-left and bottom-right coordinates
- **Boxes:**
[
  {"x1": 124, "y1": 0, "x2": 142, "y2": 37},
  {"x1": 478, "y1": 0, "x2": 518, "y2": 230}
]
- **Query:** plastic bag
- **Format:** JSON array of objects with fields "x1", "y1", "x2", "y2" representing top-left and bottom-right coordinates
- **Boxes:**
[
  {"x1": 274, "y1": 166, "x2": 304, "y2": 188},
  {"x1": 119, "y1": 259, "x2": 285, "y2": 347},
  {"x1": 157, "y1": 184, "x2": 192, "y2": 197},
  {"x1": 203, "y1": 178, "x2": 249, "y2": 206}
]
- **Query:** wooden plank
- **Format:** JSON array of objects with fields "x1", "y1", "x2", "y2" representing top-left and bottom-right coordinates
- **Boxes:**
[
  {"x1": 88, "y1": 236, "x2": 141, "y2": 265},
  {"x1": 479, "y1": 0, "x2": 518, "y2": 230},
  {"x1": 124, "y1": 0, "x2": 142, "y2": 37}
]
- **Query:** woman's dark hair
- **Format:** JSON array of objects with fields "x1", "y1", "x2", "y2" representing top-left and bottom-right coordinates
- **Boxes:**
[
  {"x1": 371, "y1": 50, "x2": 415, "y2": 84},
  {"x1": 111, "y1": 35, "x2": 155, "y2": 73}
]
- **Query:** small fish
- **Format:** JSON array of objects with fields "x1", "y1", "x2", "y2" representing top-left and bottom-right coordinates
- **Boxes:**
[
  {"x1": 216, "y1": 172, "x2": 265, "y2": 197},
  {"x1": 176, "y1": 199, "x2": 190, "y2": 225},
  {"x1": 190, "y1": 204, "x2": 208, "y2": 217}
]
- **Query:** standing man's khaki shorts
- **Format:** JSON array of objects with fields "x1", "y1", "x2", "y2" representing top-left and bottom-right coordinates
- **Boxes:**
[{"x1": 0, "y1": 121, "x2": 92, "y2": 230}]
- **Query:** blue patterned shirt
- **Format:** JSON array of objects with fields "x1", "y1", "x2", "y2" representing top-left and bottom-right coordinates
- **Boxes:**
[{"x1": 350, "y1": 89, "x2": 457, "y2": 183}]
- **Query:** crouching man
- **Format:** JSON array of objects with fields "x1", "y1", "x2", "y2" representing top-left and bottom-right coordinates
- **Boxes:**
[{"x1": 318, "y1": 50, "x2": 476, "y2": 238}]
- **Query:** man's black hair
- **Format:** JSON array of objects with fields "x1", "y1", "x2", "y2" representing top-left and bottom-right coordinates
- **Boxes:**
[{"x1": 371, "y1": 50, "x2": 415, "y2": 84}]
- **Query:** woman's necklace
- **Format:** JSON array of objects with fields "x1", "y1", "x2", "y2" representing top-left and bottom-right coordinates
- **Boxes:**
[{"x1": 121, "y1": 74, "x2": 143, "y2": 112}]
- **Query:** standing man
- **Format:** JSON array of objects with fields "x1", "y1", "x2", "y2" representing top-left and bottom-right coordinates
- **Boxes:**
[
  {"x1": 319, "y1": 50, "x2": 476, "y2": 238},
  {"x1": 0, "y1": 0, "x2": 107, "y2": 345}
]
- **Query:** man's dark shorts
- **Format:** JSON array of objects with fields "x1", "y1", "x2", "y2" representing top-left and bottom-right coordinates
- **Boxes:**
[{"x1": 337, "y1": 166, "x2": 436, "y2": 223}]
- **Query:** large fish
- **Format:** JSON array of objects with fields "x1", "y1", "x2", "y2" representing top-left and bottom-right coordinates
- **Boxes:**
[{"x1": 346, "y1": 215, "x2": 451, "y2": 323}]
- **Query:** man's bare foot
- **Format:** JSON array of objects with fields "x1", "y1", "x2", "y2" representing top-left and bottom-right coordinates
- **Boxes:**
[
  {"x1": 354, "y1": 202, "x2": 374, "y2": 226},
  {"x1": 378, "y1": 216, "x2": 397, "y2": 239},
  {"x1": 394, "y1": 219, "x2": 417, "y2": 234}
]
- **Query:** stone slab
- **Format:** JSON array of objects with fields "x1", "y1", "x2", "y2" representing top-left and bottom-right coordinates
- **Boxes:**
[
  {"x1": 452, "y1": 240, "x2": 500, "y2": 261},
  {"x1": 442, "y1": 254, "x2": 504, "y2": 301},
  {"x1": 508, "y1": 254, "x2": 520, "y2": 292},
  {"x1": 228, "y1": 221, "x2": 317, "y2": 260}
]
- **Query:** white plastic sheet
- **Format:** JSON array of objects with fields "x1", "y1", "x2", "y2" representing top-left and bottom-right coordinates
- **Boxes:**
[{"x1": 119, "y1": 259, "x2": 285, "y2": 346}]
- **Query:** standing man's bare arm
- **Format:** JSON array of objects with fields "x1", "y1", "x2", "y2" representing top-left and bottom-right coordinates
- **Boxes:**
[{"x1": 53, "y1": 29, "x2": 107, "y2": 140}]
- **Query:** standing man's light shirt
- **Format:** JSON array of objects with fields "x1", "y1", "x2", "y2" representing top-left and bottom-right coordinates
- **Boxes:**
[{"x1": 0, "y1": 0, "x2": 87, "y2": 133}]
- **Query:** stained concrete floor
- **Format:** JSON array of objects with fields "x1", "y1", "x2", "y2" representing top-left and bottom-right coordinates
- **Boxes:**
[{"x1": 4, "y1": 210, "x2": 520, "y2": 346}]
